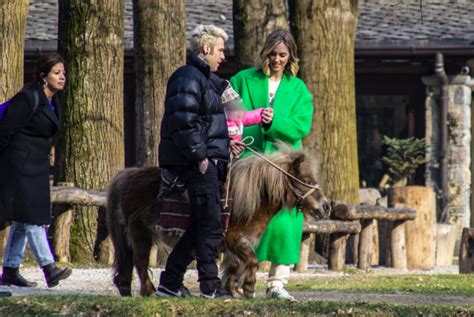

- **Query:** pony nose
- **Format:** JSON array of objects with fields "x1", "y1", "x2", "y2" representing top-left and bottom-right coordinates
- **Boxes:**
[{"x1": 323, "y1": 202, "x2": 332, "y2": 217}]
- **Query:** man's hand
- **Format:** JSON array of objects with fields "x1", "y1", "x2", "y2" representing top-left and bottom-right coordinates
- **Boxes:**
[
  {"x1": 198, "y1": 158, "x2": 209, "y2": 174},
  {"x1": 262, "y1": 107, "x2": 274, "y2": 124},
  {"x1": 230, "y1": 140, "x2": 245, "y2": 159}
]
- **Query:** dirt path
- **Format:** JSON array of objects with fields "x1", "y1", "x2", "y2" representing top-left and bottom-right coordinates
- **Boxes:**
[{"x1": 1, "y1": 266, "x2": 472, "y2": 306}]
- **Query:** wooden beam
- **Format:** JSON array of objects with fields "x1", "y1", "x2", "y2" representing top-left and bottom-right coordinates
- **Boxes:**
[
  {"x1": 51, "y1": 186, "x2": 107, "y2": 207},
  {"x1": 303, "y1": 220, "x2": 361, "y2": 234},
  {"x1": 334, "y1": 204, "x2": 416, "y2": 221}
]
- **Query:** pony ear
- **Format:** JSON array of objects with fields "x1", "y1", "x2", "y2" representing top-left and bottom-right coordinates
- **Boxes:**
[{"x1": 290, "y1": 152, "x2": 305, "y2": 171}]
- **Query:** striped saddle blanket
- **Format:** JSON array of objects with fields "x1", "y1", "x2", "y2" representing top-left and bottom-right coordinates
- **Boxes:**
[{"x1": 154, "y1": 170, "x2": 231, "y2": 233}]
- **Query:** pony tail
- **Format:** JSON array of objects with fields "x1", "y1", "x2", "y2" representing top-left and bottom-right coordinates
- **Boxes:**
[{"x1": 106, "y1": 170, "x2": 134, "y2": 295}]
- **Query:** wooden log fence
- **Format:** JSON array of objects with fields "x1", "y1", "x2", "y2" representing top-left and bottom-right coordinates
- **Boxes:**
[
  {"x1": 51, "y1": 183, "x2": 106, "y2": 263},
  {"x1": 47, "y1": 186, "x2": 419, "y2": 273},
  {"x1": 297, "y1": 220, "x2": 361, "y2": 272},
  {"x1": 334, "y1": 204, "x2": 416, "y2": 270}
]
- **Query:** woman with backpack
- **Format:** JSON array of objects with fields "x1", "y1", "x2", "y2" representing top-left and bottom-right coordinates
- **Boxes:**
[{"x1": 0, "y1": 53, "x2": 72, "y2": 288}]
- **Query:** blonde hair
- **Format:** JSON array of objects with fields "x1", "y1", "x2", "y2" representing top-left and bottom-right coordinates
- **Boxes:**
[
  {"x1": 189, "y1": 24, "x2": 228, "y2": 55},
  {"x1": 258, "y1": 30, "x2": 299, "y2": 77}
]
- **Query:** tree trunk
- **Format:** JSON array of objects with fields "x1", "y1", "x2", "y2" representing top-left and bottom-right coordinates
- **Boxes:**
[
  {"x1": 0, "y1": 0, "x2": 29, "y2": 259},
  {"x1": 57, "y1": 1, "x2": 125, "y2": 261},
  {"x1": 289, "y1": 0, "x2": 360, "y2": 204},
  {"x1": 0, "y1": 0, "x2": 28, "y2": 99},
  {"x1": 133, "y1": 0, "x2": 185, "y2": 167},
  {"x1": 233, "y1": 0, "x2": 288, "y2": 70}
]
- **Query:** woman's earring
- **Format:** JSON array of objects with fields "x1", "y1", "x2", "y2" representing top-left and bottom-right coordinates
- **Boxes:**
[{"x1": 42, "y1": 80, "x2": 48, "y2": 88}]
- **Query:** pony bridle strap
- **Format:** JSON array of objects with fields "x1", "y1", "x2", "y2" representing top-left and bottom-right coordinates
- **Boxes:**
[{"x1": 241, "y1": 137, "x2": 321, "y2": 206}]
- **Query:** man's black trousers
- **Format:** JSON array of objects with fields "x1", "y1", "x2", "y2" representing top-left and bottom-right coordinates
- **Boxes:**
[{"x1": 159, "y1": 161, "x2": 224, "y2": 295}]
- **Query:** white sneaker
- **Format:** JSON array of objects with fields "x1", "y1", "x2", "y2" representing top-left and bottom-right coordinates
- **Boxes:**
[{"x1": 266, "y1": 287, "x2": 295, "y2": 300}]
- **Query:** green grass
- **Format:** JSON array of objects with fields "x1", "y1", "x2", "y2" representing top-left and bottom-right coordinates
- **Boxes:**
[
  {"x1": 284, "y1": 273, "x2": 474, "y2": 296},
  {"x1": 1, "y1": 273, "x2": 473, "y2": 315},
  {"x1": 0, "y1": 296, "x2": 472, "y2": 316}
]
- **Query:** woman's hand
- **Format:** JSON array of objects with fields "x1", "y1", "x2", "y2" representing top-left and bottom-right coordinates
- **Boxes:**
[{"x1": 262, "y1": 107, "x2": 274, "y2": 124}]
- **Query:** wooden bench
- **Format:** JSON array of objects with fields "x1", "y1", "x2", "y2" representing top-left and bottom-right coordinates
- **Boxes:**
[
  {"x1": 334, "y1": 204, "x2": 416, "y2": 270},
  {"x1": 296, "y1": 219, "x2": 361, "y2": 272},
  {"x1": 51, "y1": 183, "x2": 107, "y2": 263}
]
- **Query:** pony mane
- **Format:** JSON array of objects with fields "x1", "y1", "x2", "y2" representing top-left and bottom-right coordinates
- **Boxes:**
[{"x1": 230, "y1": 143, "x2": 315, "y2": 223}]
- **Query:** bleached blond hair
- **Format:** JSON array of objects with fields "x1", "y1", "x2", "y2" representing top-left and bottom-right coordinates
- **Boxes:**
[{"x1": 189, "y1": 24, "x2": 228, "y2": 55}]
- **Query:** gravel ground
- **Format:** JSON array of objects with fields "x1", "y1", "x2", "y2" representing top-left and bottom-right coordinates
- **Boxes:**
[{"x1": 1, "y1": 264, "x2": 469, "y2": 306}]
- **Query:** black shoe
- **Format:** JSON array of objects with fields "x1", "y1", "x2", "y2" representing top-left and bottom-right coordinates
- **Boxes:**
[
  {"x1": 156, "y1": 284, "x2": 192, "y2": 298},
  {"x1": 200, "y1": 289, "x2": 233, "y2": 299},
  {"x1": 42, "y1": 263, "x2": 72, "y2": 288},
  {"x1": 1, "y1": 267, "x2": 37, "y2": 287}
]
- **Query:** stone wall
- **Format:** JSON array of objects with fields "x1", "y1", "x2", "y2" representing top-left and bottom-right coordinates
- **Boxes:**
[{"x1": 423, "y1": 75, "x2": 473, "y2": 240}]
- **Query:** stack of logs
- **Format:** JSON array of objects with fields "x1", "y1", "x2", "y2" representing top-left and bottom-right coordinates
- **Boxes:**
[{"x1": 297, "y1": 203, "x2": 416, "y2": 272}]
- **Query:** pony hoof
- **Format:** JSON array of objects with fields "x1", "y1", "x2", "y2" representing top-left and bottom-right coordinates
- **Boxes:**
[
  {"x1": 243, "y1": 292, "x2": 255, "y2": 299},
  {"x1": 118, "y1": 287, "x2": 132, "y2": 297}
]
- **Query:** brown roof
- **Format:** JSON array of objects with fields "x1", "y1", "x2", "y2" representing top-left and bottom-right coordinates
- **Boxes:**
[{"x1": 26, "y1": 0, "x2": 474, "y2": 52}]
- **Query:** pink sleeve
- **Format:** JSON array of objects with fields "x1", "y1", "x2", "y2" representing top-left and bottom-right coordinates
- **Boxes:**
[{"x1": 241, "y1": 108, "x2": 263, "y2": 127}]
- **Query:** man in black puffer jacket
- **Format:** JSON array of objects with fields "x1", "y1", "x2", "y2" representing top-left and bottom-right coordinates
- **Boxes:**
[{"x1": 157, "y1": 25, "x2": 244, "y2": 299}]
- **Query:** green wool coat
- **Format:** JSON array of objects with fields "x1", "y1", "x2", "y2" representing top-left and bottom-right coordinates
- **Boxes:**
[{"x1": 230, "y1": 68, "x2": 313, "y2": 264}]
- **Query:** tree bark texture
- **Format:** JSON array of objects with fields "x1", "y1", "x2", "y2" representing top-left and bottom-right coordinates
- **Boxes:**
[
  {"x1": 0, "y1": 0, "x2": 28, "y2": 100},
  {"x1": 0, "y1": 0, "x2": 29, "y2": 256},
  {"x1": 233, "y1": 0, "x2": 288, "y2": 70},
  {"x1": 389, "y1": 186, "x2": 436, "y2": 270},
  {"x1": 133, "y1": 0, "x2": 186, "y2": 167},
  {"x1": 289, "y1": 0, "x2": 360, "y2": 204},
  {"x1": 57, "y1": 0, "x2": 125, "y2": 261}
]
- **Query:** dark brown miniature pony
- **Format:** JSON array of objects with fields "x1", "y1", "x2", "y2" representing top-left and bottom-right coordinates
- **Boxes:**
[{"x1": 106, "y1": 146, "x2": 331, "y2": 297}]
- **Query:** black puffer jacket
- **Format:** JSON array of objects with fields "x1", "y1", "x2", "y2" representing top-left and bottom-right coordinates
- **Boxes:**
[{"x1": 159, "y1": 53, "x2": 230, "y2": 168}]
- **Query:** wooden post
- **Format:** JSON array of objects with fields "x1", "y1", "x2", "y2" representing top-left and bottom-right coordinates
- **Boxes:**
[
  {"x1": 435, "y1": 223, "x2": 456, "y2": 266},
  {"x1": 389, "y1": 186, "x2": 436, "y2": 270},
  {"x1": 379, "y1": 221, "x2": 393, "y2": 267},
  {"x1": 370, "y1": 220, "x2": 379, "y2": 266},
  {"x1": 390, "y1": 220, "x2": 407, "y2": 269},
  {"x1": 346, "y1": 233, "x2": 359, "y2": 265},
  {"x1": 0, "y1": 226, "x2": 10, "y2": 262},
  {"x1": 329, "y1": 233, "x2": 348, "y2": 271},
  {"x1": 52, "y1": 182, "x2": 75, "y2": 263},
  {"x1": 296, "y1": 233, "x2": 313, "y2": 272},
  {"x1": 149, "y1": 244, "x2": 158, "y2": 268},
  {"x1": 358, "y1": 219, "x2": 373, "y2": 270},
  {"x1": 302, "y1": 220, "x2": 361, "y2": 271},
  {"x1": 53, "y1": 205, "x2": 73, "y2": 263},
  {"x1": 459, "y1": 227, "x2": 474, "y2": 273}
]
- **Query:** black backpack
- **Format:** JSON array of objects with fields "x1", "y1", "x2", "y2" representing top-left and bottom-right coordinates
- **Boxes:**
[{"x1": 0, "y1": 89, "x2": 40, "y2": 153}]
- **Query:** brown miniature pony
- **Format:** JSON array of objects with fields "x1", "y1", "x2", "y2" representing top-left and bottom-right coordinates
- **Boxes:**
[{"x1": 106, "y1": 146, "x2": 331, "y2": 297}]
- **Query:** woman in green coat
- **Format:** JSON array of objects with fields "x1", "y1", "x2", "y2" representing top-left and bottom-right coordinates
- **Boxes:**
[{"x1": 230, "y1": 30, "x2": 313, "y2": 300}]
